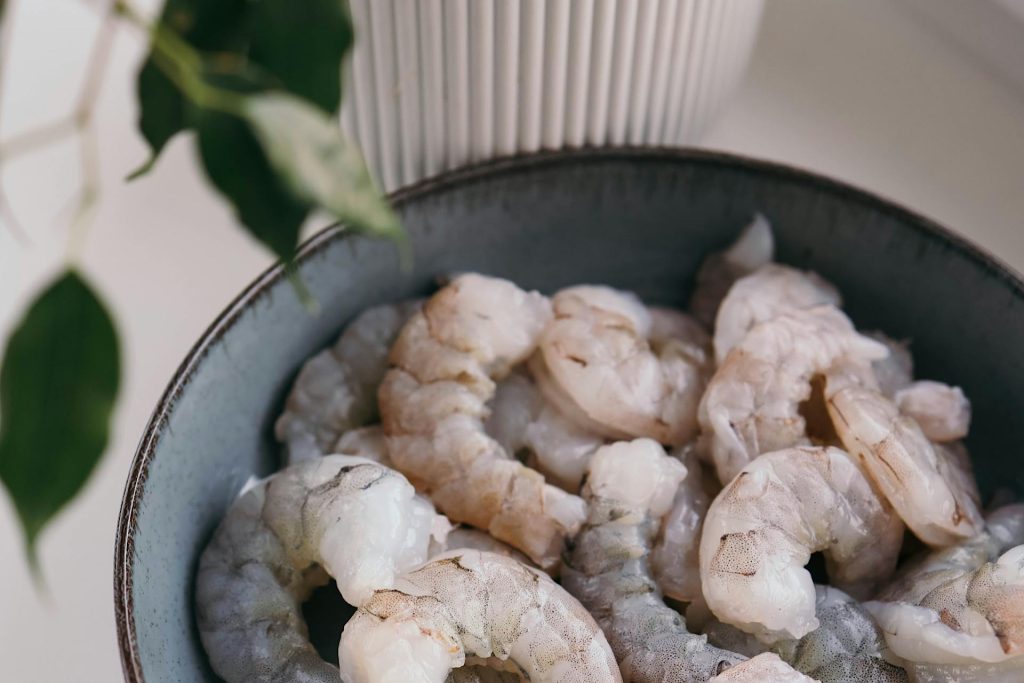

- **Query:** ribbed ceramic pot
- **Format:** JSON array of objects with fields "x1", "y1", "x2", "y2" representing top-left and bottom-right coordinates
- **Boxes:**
[{"x1": 342, "y1": 0, "x2": 765, "y2": 190}]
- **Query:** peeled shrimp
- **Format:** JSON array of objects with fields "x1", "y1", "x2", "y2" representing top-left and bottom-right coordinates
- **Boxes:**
[
  {"x1": 195, "y1": 455, "x2": 448, "y2": 683},
  {"x1": 705, "y1": 585, "x2": 909, "y2": 682},
  {"x1": 534, "y1": 285, "x2": 709, "y2": 446},
  {"x1": 485, "y1": 370, "x2": 605, "y2": 492},
  {"x1": 380, "y1": 274, "x2": 586, "y2": 569},
  {"x1": 562, "y1": 439, "x2": 748, "y2": 682},
  {"x1": 334, "y1": 425, "x2": 391, "y2": 465},
  {"x1": 699, "y1": 305, "x2": 888, "y2": 484},
  {"x1": 651, "y1": 443, "x2": 716, "y2": 603},
  {"x1": 707, "y1": 653, "x2": 815, "y2": 682},
  {"x1": 893, "y1": 380, "x2": 971, "y2": 443},
  {"x1": 276, "y1": 301, "x2": 420, "y2": 463},
  {"x1": 825, "y1": 374, "x2": 983, "y2": 546},
  {"x1": 864, "y1": 505, "x2": 1024, "y2": 674},
  {"x1": 338, "y1": 550, "x2": 622, "y2": 683},
  {"x1": 439, "y1": 526, "x2": 532, "y2": 565},
  {"x1": 712, "y1": 264, "x2": 841, "y2": 365},
  {"x1": 691, "y1": 214, "x2": 775, "y2": 328},
  {"x1": 866, "y1": 332, "x2": 914, "y2": 397},
  {"x1": 700, "y1": 446, "x2": 904, "y2": 643}
]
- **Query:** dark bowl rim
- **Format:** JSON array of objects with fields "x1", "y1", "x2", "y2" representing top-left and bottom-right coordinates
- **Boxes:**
[{"x1": 113, "y1": 145, "x2": 1024, "y2": 682}]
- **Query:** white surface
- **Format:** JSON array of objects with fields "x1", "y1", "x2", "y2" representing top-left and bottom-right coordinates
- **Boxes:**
[{"x1": 1, "y1": 0, "x2": 1023, "y2": 680}]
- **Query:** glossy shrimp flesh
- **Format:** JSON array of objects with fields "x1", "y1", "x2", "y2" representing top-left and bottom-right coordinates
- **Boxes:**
[
  {"x1": 651, "y1": 443, "x2": 716, "y2": 603},
  {"x1": 195, "y1": 455, "x2": 449, "y2": 683},
  {"x1": 893, "y1": 380, "x2": 971, "y2": 443},
  {"x1": 379, "y1": 274, "x2": 586, "y2": 569},
  {"x1": 485, "y1": 370, "x2": 605, "y2": 492},
  {"x1": 825, "y1": 372, "x2": 983, "y2": 546},
  {"x1": 864, "y1": 504, "x2": 1024, "y2": 674},
  {"x1": 712, "y1": 263, "x2": 841, "y2": 365},
  {"x1": 562, "y1": 438, "x2": 748, "y2": 682},
  {"x1": 690, "y1": 214, "x2": 775, "y2": 328},
  {"x1": 705, "y1": 585, "x2": 909, "y2": 682},
  {"x1": 534, "y1": 285, "x2": 711, "y2": 446},
  {"x1": 700, "y1": 446, "x2": 904, "y2": 643},
  {"x1": 276, "y1": 301, "x2": 421, "y2": 464},
  {"x1": 699, "y1": 305, "x2": 888, "y2": 484},
  {"x1": 338, "y1": 550, "x2": 622, "y2": 683},
  {"x1": 706, "y1": 653, "x2": 815, "y2": 682}
]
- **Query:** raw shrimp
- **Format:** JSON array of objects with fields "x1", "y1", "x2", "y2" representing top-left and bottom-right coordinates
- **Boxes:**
[
  {"x1": 485, "y1": 370, "x2": 605, "y2": 492},
  {"x1": 864, "y1": 505, "x2": 1024, "y2": 673},
  {"x1": 690, "y1": 214, "x2": 775, "y2": 328},
  {"x1": 562, "y1": 439, "x2": 748, "y2": 682},
  {"x1": 379, "y1": 274, "x2": 586, "y2": 569},
  {"x1": 700, "y1": 446, "x2": 904, "y2": 643},
  {"x1": 825, "y1": 373, "x2": 983, "y2": 546},
  {"x1": 865, "y1": 332, "x2": 914, "y2": 397},
  {"x1": 338, "y1": 550, "x2": 622, "y2": 683},
  {"x1": 651, "y1": 443, "x2": 716, "y2": 603},
  {"x1": 334, "y1": 425, "x2": 391, "y2": 465},
  {"x1": 195, "y1": 455, "x2": 449, "y2": 683},
  {"x1": 893, "y1": 380, "x2": 971, "y2": 443},
  {"x1": 276, "y1": 301, "x2": 420, "y2": 464},
  {"x1": 439, "y1": 526, "x2": 531, "y2": 565},
  {"x1": 699, "y1": 305, "x2": 888, "y2": 484},
  {"x1": 712, "y1": 264, "x2": 841, "y2": 364},
  {"x1": 535, "y1": 285, "x2": 709, "y2": 446},
  {"x1": 705, "y1": 586, "x2": 909, "y2": 682},
  {"x1": 707, "y1": 653, "x2": 815, "y2": 682}
]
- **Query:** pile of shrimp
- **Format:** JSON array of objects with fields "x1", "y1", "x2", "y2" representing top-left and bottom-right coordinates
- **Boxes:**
[{"x1": 196, "y1": 216, "x2": 1022, "y2": 683}]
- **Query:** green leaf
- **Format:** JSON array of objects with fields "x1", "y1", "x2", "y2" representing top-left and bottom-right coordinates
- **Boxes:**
[
  {"x1": 248, "y1": 0, "x2": 353, "y2": 113},
  {"x1": 0, "y1": 271, "x2": 120, "y2": 567},
  {"x1": 195, "y1": 109, "x2": 308, "y2": 261},
  {"x1": 243, "y1": 92, "x2": 403, "y2": 242},
  {"x1": 133, "y1": 0, "x2": 249, "y2": 173}
]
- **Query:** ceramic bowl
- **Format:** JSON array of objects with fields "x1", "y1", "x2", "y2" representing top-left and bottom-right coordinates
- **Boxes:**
[{"x1": 115, "y1": 148, "x2": 1024, "y2": 681}]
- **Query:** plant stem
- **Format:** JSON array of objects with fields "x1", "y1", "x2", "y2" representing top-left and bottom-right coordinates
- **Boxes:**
[{"x1": 113, "y1": 0, "x2": 245, "y2": 116}]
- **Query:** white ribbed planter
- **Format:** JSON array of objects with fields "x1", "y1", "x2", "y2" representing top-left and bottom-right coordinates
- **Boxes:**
[{"x1": 343, "y1": 0, "x2": 765, "y2": 191}]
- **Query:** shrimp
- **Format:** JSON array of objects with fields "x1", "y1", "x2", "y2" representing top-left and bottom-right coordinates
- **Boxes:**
[
  {"x1": 690, "y1": 214, "x2": 775, "y2": 328},
  {"x1": 651, "y1": 443, "x2": 716, "y2": 603},
  {"x1": 893, "y1": 380, "x2": 971, "y2": 443},
  {"x1": 334, "y1": 425, "x2": 391, "y2": 465},
  {"x1": 485, "y1": 370, "x2": 605, "y2": 492},
  {"x1": 865, "y1": 332, "x2": 914, "y2": 397},
  {"x1": 707, "y1": 653, "x2": 816, "y2": 682},
  {"x1": 851, "y1": 333, "x2": 970, "y2": 442},
  {"x1": 562, "y1": 438, "x2": 748, "y2": 682},
  {"x1": 534, "y1": 285, "x2": 709, "y2": 446},
  {"x1": 699, "y1": 305, "x2": 888, "y2": 484},
  {"x1": 338, "y1": 550, "x2": 622, "y2": 683},
  {"x1": 439, "y1": 526, "x2": 532, "y2": 565},
  {"x1": 195, "y1": 455, "x2": 450, "y2": 683},
  {"x1": 699, "y1": 446, "x2": 904, "y2": 643},
  {"x1": 705, "y1": 586, "x2": 909, "y2": 682},
  {"x1": 864, "y1": 505, "x2": 1024, "y2": 673},
  {"x1": 712, "y1": 264, "x2": 841, "y2": 365},
  {"x1": 275, "y1": 301, "x2": 421, "y2": 464},
  {"x1": 379, "y1": 274, "x2": 586, "y2": 569},
  {"x1": 825, "y1": 373, "x2": 983, "y2": 546}
]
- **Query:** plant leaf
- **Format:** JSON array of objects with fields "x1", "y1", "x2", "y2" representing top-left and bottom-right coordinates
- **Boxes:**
[
  {"x1": 0, "y1": 271, "x2": 120, "y2": 567},
  {"x1": 248, "y1": 0, "x2": 353, "y2": 113},
  {"x1": 133, "y1": 0, "x2": 249, "y2": 174},
  {"x1": 244, "y1": 92, "x2": 403, "y2": 242},
  {"x1": 195, "y1": 109, "x2": 309, "y2": 261}
]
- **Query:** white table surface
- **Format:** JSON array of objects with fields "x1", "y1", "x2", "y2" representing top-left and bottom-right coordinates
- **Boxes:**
[{"x1": 2, "y1": 0, "x2": 1023, "y2": 679}]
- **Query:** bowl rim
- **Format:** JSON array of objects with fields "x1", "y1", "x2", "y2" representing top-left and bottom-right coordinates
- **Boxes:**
[{"x1": 113, "y1": 146, "x2": 1024, "y2": 681}]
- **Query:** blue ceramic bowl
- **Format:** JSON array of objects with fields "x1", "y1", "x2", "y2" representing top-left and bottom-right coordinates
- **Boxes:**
[{"x1": 114, "y1": 149, "x2": 1024, "y2": 681}]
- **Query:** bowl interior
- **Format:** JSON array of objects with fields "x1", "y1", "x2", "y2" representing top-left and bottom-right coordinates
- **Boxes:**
[{"x1": 116, "y1": 149, "x2": 1024, "y2": 681}]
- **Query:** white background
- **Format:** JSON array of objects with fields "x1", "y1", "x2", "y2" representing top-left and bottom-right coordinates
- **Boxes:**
[{"x1": 2, "y1": 0, "x2": 1023, "y2": 679}]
